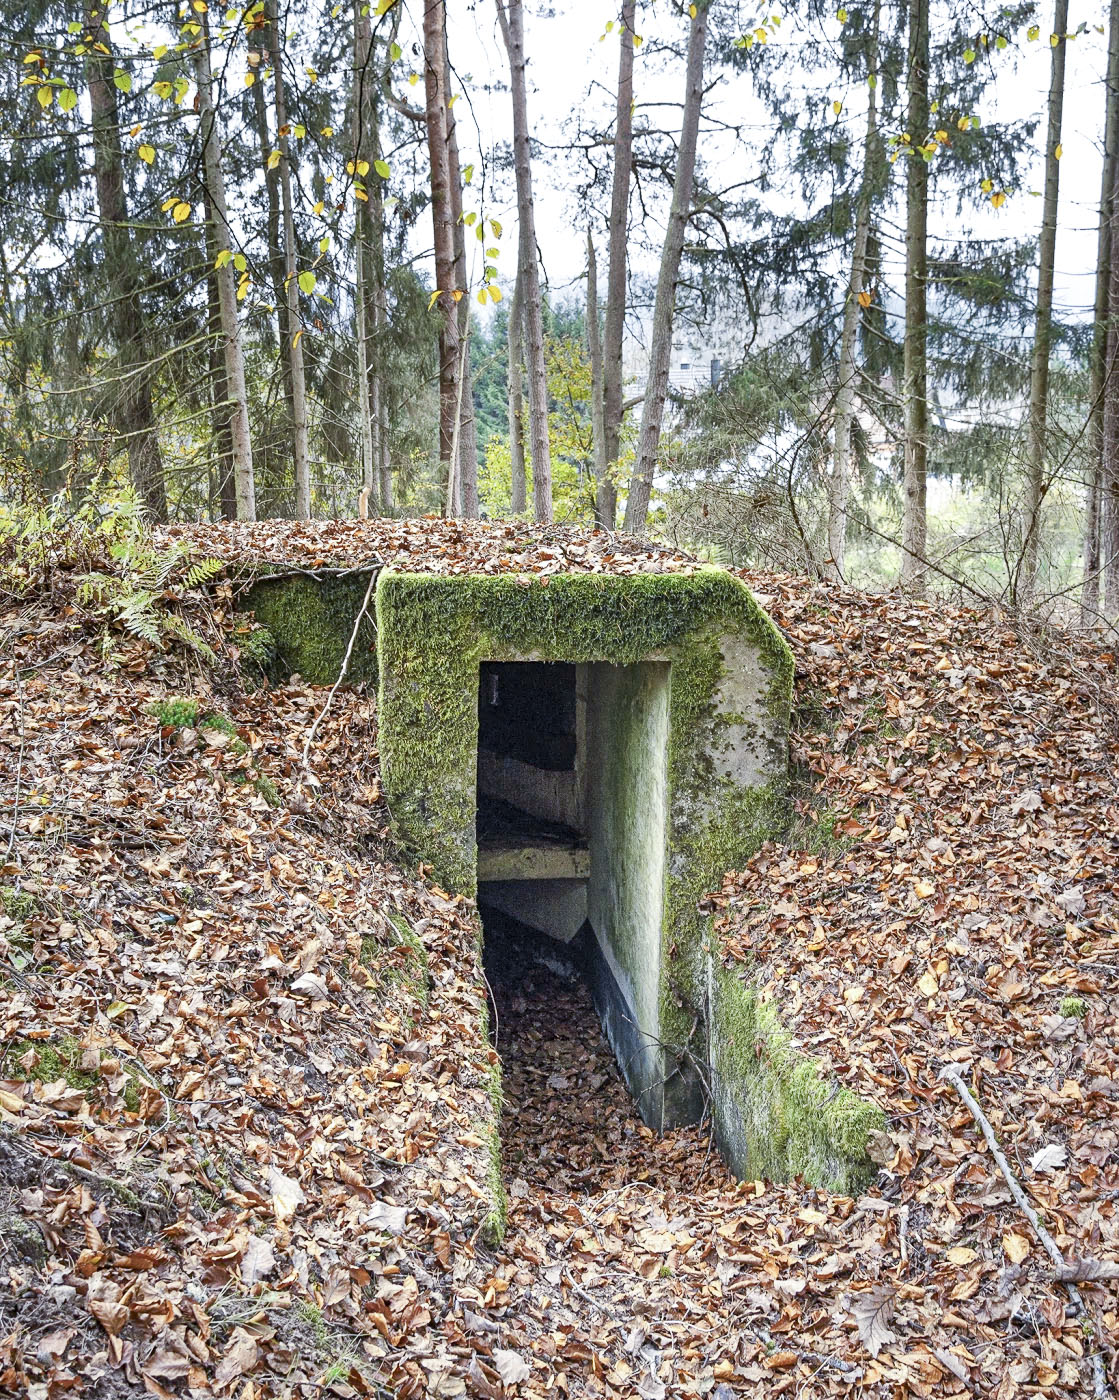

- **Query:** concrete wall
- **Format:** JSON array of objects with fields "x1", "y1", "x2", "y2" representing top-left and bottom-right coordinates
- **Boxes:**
[{"x1": 583, "y1": 662, "x2": 674, "y2": 1126}]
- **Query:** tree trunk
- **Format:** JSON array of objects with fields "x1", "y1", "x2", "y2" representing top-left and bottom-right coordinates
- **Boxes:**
[
  {"x1": 496, "y1": 0, "x2": 552, "y2": 523},
  {"x1": 827, "y1": 0, "x2": 879, "y2": 583},
  {"x1": 250, "y1": 49, "x2": 285, "y2": 360},
  {"x1": 622, "y1": 3, "x2": 708, "y2": 535},
  {"x1": 443, "y1": 41, "x2": 479, "y2": 517},
  {"x1": 270, "y1": 8, "x2": 311, "y2": 519},
  {"x1": 422, "y1": 0, "x2": 464, "y2": 515},
  {"x1": 599, "y1": 0, "x2": 636, "y2": 530},
  {"x1": 1084, "y1": 0, "x2": 1119, "y2": 624},
  {"x1": 1106, "y1": 174, "x2": 1119, "y2": 618},
  {"x1": 901, "y1": 0, "x2": 929, "y2": 592},
  {"x1": 1020, "y1": 0, "x2": 1068, "y2": 603},
  {"x1": 508, "y1": 264, "x2": 527, "y2": 514},
  {"x1": 194, "y1": 21, "x2": 255, "y2": 521},
  {"x1": 587, "y1": 232, "x2": 608, "y2": 508},
  {"x1": 353, "y1": 0, "x2": 379, "y2": 515},
  {"x1": 83, "y1": 2, "x2": 166, "y2": 520},
  {"x1": 201, "y1": 183, "x2": 236, "y2": 520}
]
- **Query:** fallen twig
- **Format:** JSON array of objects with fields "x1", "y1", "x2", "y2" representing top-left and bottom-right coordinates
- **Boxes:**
[
  {"x1": 939, "y1": 1062, "x2": 1111, "y2": 1398},
  {"x1": 300, "y1": 568, "x2": 380, "y2": 773}
]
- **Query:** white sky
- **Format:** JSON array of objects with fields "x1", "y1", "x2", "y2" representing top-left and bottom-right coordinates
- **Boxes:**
[{"x1": 425, "y1": 1, "x2": 1112, "y2": 329}]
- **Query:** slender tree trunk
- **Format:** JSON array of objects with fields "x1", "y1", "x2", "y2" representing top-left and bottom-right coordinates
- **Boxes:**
[
  {"x1": 194, "y1": 22, "x2": 255, "y2": 520},
  {"x1": 901, "y1": 0, "x2": 929, "y2": 591},
  {"x1": 250, "y1": 54, "x2": 285, "y2": 360},
  {"x1": 827, "y1": 0, "x2": 879, "y2": 583},
  {"x1": 353, "y1": 0, "x2": 379, "y2": 515},
  {"x1": 371, "y1": 104, "x2": 393, "y2": 514},
  {"x1": 201, "y1": 184, "x2": 236, "y2": 520},
  {"x1": 587, "y1": 232, "x2": 608, "y2": 505},
  {"x1": 1084, "y1": 0, "x2": 1119, "y2": 624},
  {"x1": 270, "y1": 10, "x2": 311, "y2": 519},
  {"x1": 508, "y1": 264, "x2": 527, "y2": 514},
  {"x1": 443, "y1": 44, "x2": 479, "y2": 517},
  {"x1": 1106, "y1": 172, "x2": 1119, "y2": 618},
  {"x1": 83, "y1": 2, "x2": 166, "y2": 520},
  {"x1": 496, "y1": 0, "x2": 552, "y2": 523},
  {"x1": 422, "y1": 0, "x2": 463, "y2": 514},
  {"x1": 599, "y1": 0, "x2": 636, "y2": 530},
  {"x1": 1020, "y1": 0, "x2": 1068, "y2": 603},
  {"x1": 623, "y1": 3, "x2": 708, "y2": 534}
]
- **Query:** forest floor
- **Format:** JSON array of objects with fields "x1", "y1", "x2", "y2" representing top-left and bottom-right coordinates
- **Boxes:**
[{"x1": 0, "y1": 525, "x2": 1117, "y2": 1400}]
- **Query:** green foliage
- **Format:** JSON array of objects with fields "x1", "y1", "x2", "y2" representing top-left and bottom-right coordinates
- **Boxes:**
[
  {"x1": 148, "y1": 697, "x2": 201, "y2": 729},
  {"x1": 1059, "y1": 996, "x2": 1088, "y2": 1021}
]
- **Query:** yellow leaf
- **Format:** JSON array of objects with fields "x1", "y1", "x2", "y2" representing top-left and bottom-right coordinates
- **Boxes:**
[
  {"x1": 947, "y1": 1246, "x2": 978, "y2": 1265},
  {"x1": 313, "y1": 200, "x2": 325, "y2": 214},
  {"x1": 981, "y1": 177, "x2": 993, "y2": 192},
  {"x1": 428, "y1": 289, "x2": 442, "y2": 309},
  {"x1": 37, "y1": 85, "x2": 53, "y2": 108},
  {"x1": 957, "y1": 116, "x2": 969, "y2": 131},
  {"x1": 1050, "y1": 31, "x2": 1059, "y2": 45},
  {"x1": 172, "y1": 201, "x2": 192, "y2": 223},
  {"x1": 477, "y1": 288, "x2": 488, "y2": 304},
  {"x1": 489, "y1": 285, "x2": 503, "y2": 302},
  {"x1": 451, "y1": 289, "x2": 463, "y2": 302},
  {"x1": 689, "y1": 3, "x2": 697, "y2": 14},
  {"x1": 857, "y1": 290, "x2": 872, "y2": 308},
  {"x1": 408, "y1": 72, "x2": 419, "y2": 86},
  {"x1": 1054, "y1": 142, "x2": 1062, "y2": 159},
  {"x1": 161, "y1": 196, "x2": 178, "y2": 212},
  {"x1": 0, "y1": 1089, "x2": 24, "y2": 1113},
  {"x1": 138, "y1": 144, "x2": 155, "y2": 164},
  {"x1": 356, "y1": 159, "x2": 369, "y2": 176},
  {"x1": 990, "y1": 190, "x2": 1006, "y2": 209},
  {"x1": 245, "y1": 72, "x2": 255, "y2": 87},
  {"x1": 914, "y1": 879, "x2": 935, "y2": 898},
  {"x1": 935, "y1": 129, "x2": 948, "y2": 143},
  {"x1": 918, "y1": 971, "x2": 940, "y2": 997},
  {"x1": 832, "y1": 100, "x2": 842, "y2": 115},
  {"x1": 1003, "y1": 1232, "x2": 1030, "y2": 1263},
  {"x1": 267, "y1": 149, "x2": 280, "y2": 169},
  {"x1": 292, "y1": 328, "x2": 303, "y2": 349}
]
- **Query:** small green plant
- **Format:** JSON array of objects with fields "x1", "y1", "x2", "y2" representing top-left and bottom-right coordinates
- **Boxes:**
[
  {"x1": 235, "y1": 624, "x2": 276, "y2": 671},
  {"x1": 658, "y1": 1264, "x2": 674, "y2": 1279},
  {"x1": 253, "y1": 775, "x2": 281, "y2": 807},
  {"x1": 296, "y1": 1300, "x2": 329, "y2": 1351},
  {"x1": 1060, "y1": 996, "x2": 1088, "y2": 1020},
  {"x1": 0, "y1": 887, "x2": 35, "y2": 924},
  {"x1": 199, "y1": 712, "x2": 249, "y2": 754},
  {"x1": 2, "y1": 1036, "x2": 100, "y2": 1093},
  {"x1": 148, "y1": 697, "x2": 201, "y2": 729}
]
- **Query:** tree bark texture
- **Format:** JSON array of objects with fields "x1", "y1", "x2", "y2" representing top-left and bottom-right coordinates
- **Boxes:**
[
  {"x1": 827, "y1": 0, "x2": 879, "y2": 583},
  {"x1": 1084, "y1": 0, "x2": 1119, "y2": 624},
  {"x1": 270, "y1": 8, "x2": 312, "y2": 519},
  {"x1": 194, "y1": 22, "x2": 256, "y2": 521},
  {"x1": 1020, "y1": 0, "x2": 1068, "y2": 602},
  {"x1": 443, "y1": 39, "x2": 479, "y2": 517},
  {"x1": 83, "y1": 2, "x2": 167, "y2": 520},
  {"x1": 901, "y1": 0, "x2": 929, "y2": 592},
  {"x1": 508, "y1": 264, "x2": 527, "y2": 514},
  {"x1": 599, "y1": 0, "x2": 636, "y2": 530},
  {"x1": 201, "y1": 183, "x2": 236, "y2": 520},
  {"x1": 354, "y1": 0, "x2": 378, "y2": 514},
  {"x1": 1105, "y1": 160, "x2": 1119, "y2": 618},
  {"x1": 422, "y1": 0, "x2": 465, "y2": 515},
  {"x1": 496, "y1": 0, "x2": 553, "y2": 523},
  {"x1": 587, "y1": 232, "x2": 608, "y2": 505},
  {"x1": 622, "y1": 3, "x2": 708, "y2": 535}
]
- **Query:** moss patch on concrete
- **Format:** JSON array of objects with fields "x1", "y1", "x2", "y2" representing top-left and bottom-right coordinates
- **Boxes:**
[
  {"x1": 709, "y1": 963, "x2": 885, "y2": 1193},
  {"x1": 242, "y1": 572, "x2": 379, "y2": 685}
]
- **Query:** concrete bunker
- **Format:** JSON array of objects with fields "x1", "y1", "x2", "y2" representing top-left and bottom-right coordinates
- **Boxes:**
[{"x1": 246, "y1": 562, "x2": 885, "y2": 1196}]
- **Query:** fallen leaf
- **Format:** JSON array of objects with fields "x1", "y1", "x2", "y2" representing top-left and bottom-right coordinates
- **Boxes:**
[
  {"x1": 492, "y1": 1349, "x2": 531, "y2": 1386},
  {"x1": 848, "y1": 1285, "x2": 897, "y2": 1357}
]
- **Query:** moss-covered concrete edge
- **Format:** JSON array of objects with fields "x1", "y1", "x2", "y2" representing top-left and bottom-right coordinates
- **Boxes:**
[{"x1": 708, "y1": 962, "x2": 886, "y2": 1193}]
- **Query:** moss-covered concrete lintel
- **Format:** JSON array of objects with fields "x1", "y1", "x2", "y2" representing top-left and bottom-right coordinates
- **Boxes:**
[{"x1": 709, "y1": 963, "x2": 886, "y2": 1193}]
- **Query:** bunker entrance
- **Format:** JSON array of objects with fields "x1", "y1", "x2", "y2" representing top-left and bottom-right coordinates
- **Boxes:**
[{"x1": 476, "y1": 659, "x2": 679, "y2": 1132}]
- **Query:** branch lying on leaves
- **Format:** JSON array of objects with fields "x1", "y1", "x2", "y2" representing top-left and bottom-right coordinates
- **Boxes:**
[{"x1": 939, "y1": 1062, "x2": 1112, "y2": 1399}]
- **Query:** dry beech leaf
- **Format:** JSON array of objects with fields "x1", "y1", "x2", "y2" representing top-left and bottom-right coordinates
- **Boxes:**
[
  {"x1": 1003, "y1": 1232, "x2": 1031, "y2": 1264},
  {"x1": 848, "y1": 1285, "x2": 897, "y2": 1357},
  {"x1": 492, "y1": 1349, "x2": 531, "y2": 1386}
]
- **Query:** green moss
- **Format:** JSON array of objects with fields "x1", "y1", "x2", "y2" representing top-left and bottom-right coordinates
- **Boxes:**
[
  {"x1": 709, "y1": 964, "x2": 885, "y2": 1193},
  {"x1": 480, "y1": 1056, "x2": 508, "y2": 1246},
  {"x1": 3, "y1": 1036, "x2": 100, "y2": 1093},
  {"x1": 253, "y1": 775, "x2": 281, "y2": 807},
  {"x1": 1059, "y1": 995, "x2": 1088, "y2": 1020},
  {"x1": 241, "y1": 573, "x2": 379, "y2": 685},
  {"x1": 148, "y1": 697, "x2": 200, "y2": 729}
]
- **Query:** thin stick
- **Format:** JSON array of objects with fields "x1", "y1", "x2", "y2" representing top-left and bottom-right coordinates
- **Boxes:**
[
  {"x1": 939, "y1": 1063, "x2": 1110, "y2": 1398},
  {"x1": 300, "y1": 568, "x2": 379, "y2": 772},
  {"x1": 4, "y1": 671, "x2": 27, "y2": 861}
]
